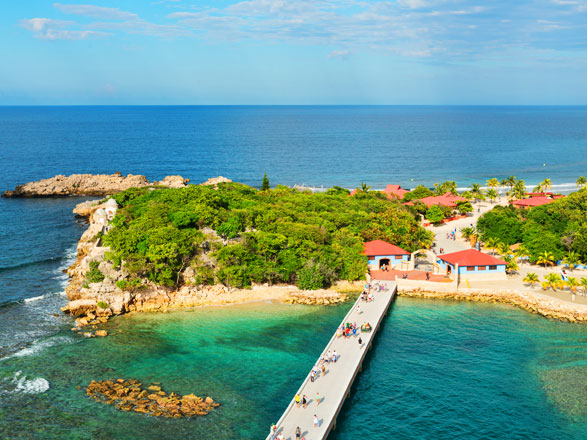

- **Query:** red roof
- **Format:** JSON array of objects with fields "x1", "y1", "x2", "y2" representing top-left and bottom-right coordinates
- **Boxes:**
[
  {"x1": 511, "y1": 197, "x2": 556, "y2": 208},
  {"x1": 363, "y1": 240, "x2": 410, "y2": 256},
  {"x1": 438, "y1": 249, "x2": 506, "y2": 267},
  {"x1": 349, "y1": 188, "x2": 358, "y2": 196},
  {"x1": 406, "y1": 192, "x2": 467, "y2": 208},
  {"x1": 382, "y1": 184, "x2": 409, "y2": 200},
  {"x1": 526, "y1": 192, "x2": 553, "y2": 197}
]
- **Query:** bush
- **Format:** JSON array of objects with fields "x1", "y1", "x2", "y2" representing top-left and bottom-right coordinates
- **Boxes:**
[
  {"x1": 298, "y1": 263, "x2": 326, "y2": 290},
  {"x1": 86, "y1": 261, "x2": 105, "y2": 284},
  {"x1": 425, "y1": 205, "x2": 445, "y2": 224},
  {"x1": 97, "y1": 301, "x2": 109, "y2": 309}
]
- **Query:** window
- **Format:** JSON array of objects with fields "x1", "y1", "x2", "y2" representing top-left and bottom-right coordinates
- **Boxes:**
[
  {"x1": 477, "y1": 266, "x2": 486, "y2": 271},
  {"x1": 488, "y1": 265, "x2": 497, "y2": 270},
  {"x1": 368, "y1": 256, "x2": 375, "y2": 260},
  {"x1": 467, "y1": 266, "x2": 475, "y2": 271},
  {"x1": 395, "y1": 255, "x2": 403, "y2": 260}
]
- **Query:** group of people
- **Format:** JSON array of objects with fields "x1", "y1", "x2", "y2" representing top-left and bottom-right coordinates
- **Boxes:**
[{"x1": 446, "y1": 228, "x2": 457, "y2": 241}]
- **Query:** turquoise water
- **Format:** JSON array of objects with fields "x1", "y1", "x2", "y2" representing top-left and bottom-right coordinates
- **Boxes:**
[{"x1": 1, "y1": 299, "x2": 585, "y2": 439}]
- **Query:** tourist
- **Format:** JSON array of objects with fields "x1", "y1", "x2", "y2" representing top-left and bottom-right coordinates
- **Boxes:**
[
  {"x1": 313, "y1": 414, "x2": 319, "y2": 428},
  {"x1": 302, "y1": 395, "x2": 308, "y2": 409},
  {"x1": 295, "y1": 426, "x2": 301, "y2": 440},
  {"x1": 277, "y1": 433, "x2": 285, "y2": 440},
  {"x1": 316, "y1": 392, "x2": 321, "y2": 405},
  {"x1": 358, "y1": 336, "x2": 363, "y2": 348},
  {"x1": 295, "y1": 393, "x2": 301, "y2": 407},
  {"x1": 310, "y1": 371, "x2": 316, "y2": 382},
  {"x1": 270, "y1": 424, "x2": 277, "y2": 440},
  {"x1": 321, "y1": 363, "x2": 326, "y2": 376},
  {"x1": 357, "y1": 305, "x2": 361, "y2": 315},
  {"x1": 333, "y1": 350, "x2": 338, "y2": 362},
  {"x1": 426, "y1": 272, "x2": 430, "y2": 280}
]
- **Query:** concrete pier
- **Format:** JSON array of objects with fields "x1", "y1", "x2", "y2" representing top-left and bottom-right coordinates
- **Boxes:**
[{"x1": 267, "y1": 281, "x2": 397, "y2": 440}]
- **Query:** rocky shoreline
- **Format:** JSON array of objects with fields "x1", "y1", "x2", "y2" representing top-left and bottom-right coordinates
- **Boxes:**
[
  {"x1": 85, "y1": 379, "x2": 219, "y2": 418},
  {"x1": 2, "y1": 173, "x2": 190, "y2": 197},
  {"x1": 397, "y1": 287, "x2": 587, "y2": 323}
]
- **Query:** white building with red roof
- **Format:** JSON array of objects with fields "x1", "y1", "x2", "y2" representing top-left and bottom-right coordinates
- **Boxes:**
[
  {"x1": 363, "y1": 239, "x2": 411, "y2": 270},
  {"x1": 436, "y1": 249, "x2": 507, "y2": 281},
  {"x1": 404, "y1": 192, "x2": 467, "y2": 208}
]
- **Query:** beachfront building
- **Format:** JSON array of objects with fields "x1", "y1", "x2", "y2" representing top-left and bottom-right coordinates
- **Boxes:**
[
  {"x1": 436, "y1": 249, "x2": 507, "y2": 281},
  {"x1": 404, "y1": 192, "x2": 467, "y2": 208},
  {"x1": 382, "y1": 184, "x2": 409, "y2": 200},
  {"x1": 364, "y1": 239, "x2": 411, "y2": 270},
  {"x1": 511, "y1": 196, "x2": 561, "y2": 209}
]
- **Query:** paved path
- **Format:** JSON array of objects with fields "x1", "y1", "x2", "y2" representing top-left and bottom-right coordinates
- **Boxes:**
[{"x1": 267, "y1": 281, "x2": 397, "y2": 440}]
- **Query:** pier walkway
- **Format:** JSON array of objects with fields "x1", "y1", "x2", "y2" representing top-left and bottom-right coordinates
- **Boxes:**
[{"x1": 268, "y1": 281, "x2": 397, "y2": 440}]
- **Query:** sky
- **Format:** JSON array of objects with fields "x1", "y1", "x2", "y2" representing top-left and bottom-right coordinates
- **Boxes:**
[{"x1": 1, "y1": 0, "x2": 587, "y2": 104}]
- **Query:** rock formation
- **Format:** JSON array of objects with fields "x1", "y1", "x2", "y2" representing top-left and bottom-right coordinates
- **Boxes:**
[
  {"x1": 2, "y1": 173, "x2": 190, "y2": 197},
  {"x1": 85, "y1": 379, "x2": 219, "y2": 418},
  {"x1": 200, "y1": 176, "x2": 232, "y2": 186}
]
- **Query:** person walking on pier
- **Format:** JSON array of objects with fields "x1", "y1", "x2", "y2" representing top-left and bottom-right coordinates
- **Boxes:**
[
  {"x1": 269, "y1": 424, "x2": 277, "y2": 440},
  {"x1": 358, "y1": 336, "x2": 363, "y2": 348},
  {"x1": 316, "y1": 392, "x2": 321, "y2": 405},
  {"x1": 313, "y1": 414, "x2": 319, "y2": 428},
  {"x1": 295, "y1": 393, "x2": 301, "y2": 408},
  {"x1": 302, "y1": 395, "x2": 308, "y2": 409},
  {"x1": 295, "y1": 426, "x2": 301, "y2": 440}
]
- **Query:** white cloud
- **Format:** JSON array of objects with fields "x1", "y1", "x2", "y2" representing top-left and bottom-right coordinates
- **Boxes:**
[
  {"x1": 53, "y1": 3, "x2": 138, "y2": 20},
  {"x1": 328, "y1": 49, "x2": 349, "y2": 58},
  {"x1": 20, "y1": 18, "x2": 107, "y2": 39}
]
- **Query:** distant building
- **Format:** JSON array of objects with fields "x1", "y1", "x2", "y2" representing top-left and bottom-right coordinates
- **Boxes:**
[
  {"x1": 511, "y1": 196, "x2": 558, "y2": 209},
  {"x1": 436, "y1": 249, "x2": 507, "y2": 281},
  {"x1": 382, "y1": 184, "x2": 409, "y2": 200},
  {"x1": 93, "y1": 208, "x2": 108, "y2": 226},
  {"x1": 404, "y1": 192, "x2": 467, "y2": 208},
  {"x1": 364, "y1": 240, "x2": 410, "y2": 270},
  {"x1": 104, "y1": 198, "x2": 119, "y2": 220}
]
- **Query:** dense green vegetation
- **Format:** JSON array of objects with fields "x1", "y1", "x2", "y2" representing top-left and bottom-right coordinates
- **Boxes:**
[
  {"x1": 102, "y1": 183, "x2": 433, "y2": 289},
  {"x1": 477, "y1": 189, "x2": 587, "y2": 263},
  {"x1": 86, "y1": 261, "x2": 105, "y2": 284}
]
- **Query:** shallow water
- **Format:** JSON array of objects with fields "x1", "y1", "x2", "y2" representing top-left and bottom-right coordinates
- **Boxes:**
[{"x1": 1, "y1": 299, "x2": 585, "y2": 439}]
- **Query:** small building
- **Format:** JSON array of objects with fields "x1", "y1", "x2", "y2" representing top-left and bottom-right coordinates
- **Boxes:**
[
  {"x1": 511, "y1": 196, "x2": 557, "y2": 209},
  {"x1": 436, "y1": 249, "x2": 507, "y2": 281},
  {"x1": 93, "y1": 208, "x2": 108, "y2": 226},
  {"x1": 364, "y1": 240, "x2": 411, "y2": 270},
  {"x1": 382, "y1": 184, "x2": 409, "y2": 200},
  {"x1": 104, "y1": 198, "x2": 119, "y2": 220},
  {"x1": 404, "y1": 192, "x2": 467, "y2": 208}
]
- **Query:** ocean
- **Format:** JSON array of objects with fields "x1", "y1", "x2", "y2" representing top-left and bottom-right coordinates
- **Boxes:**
[{"x1": 1, "y1": 106, "x2": 586, "y2": 439}]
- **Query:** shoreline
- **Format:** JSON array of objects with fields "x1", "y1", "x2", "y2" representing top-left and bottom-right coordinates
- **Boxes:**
[{"x1": 396, "y1": 287, "x2": 587, "y2": 323}]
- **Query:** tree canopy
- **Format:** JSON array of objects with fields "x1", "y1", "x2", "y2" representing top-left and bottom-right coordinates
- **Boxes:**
[{"x1": 103, "y1": 183, "x2": 433, "y2": 290}]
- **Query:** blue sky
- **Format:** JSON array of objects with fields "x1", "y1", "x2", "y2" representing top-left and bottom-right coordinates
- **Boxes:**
[{"x1": 1, "y1": 0, "x2": 587, "y2": 104}]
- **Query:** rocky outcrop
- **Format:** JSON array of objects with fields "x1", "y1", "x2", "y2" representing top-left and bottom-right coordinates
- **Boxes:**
[
  {"x1": 398, "y1": 287, "x2": 587, "y2": 323},
  {"x1": 85, "y1": 379, "x2": 219, "y2": 418},
  {"x1": 2, "y1": 173, "x2": 189, "y2": 198},
  {"x1": 200, "y1": 176, "x2": 232, "y2": 186}
]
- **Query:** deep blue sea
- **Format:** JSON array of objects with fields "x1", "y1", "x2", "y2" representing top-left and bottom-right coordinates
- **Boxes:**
[{"x1": 1, "y1": 106, "x2": 586, "y2": 439}]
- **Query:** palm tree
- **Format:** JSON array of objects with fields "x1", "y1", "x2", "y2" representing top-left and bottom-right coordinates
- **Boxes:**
[
  {"x1": 360, "y1": 182, "x2": 371, "y2": 193},
  {"x1": 486, "y1": 178, "x2": 500, "y2": 189},
  {"x1": 539, "y1": 178, "x2": 552, "y2": 192},
  {"x1": 497, "y1": 242, "x2": 511, "y2": 258},
  {"x1": 562, "y1": 251, "x2": 582, "y2": 271},
  {"x1": 509, "y1": 179, "x2": 527, "y2": 200},
  {"x1": 506, "y1": 259, "x2": 519, "y2": 274},
  {"x1": 486, "y1": 188, "x2": 498, "y2": 203},
  {"x1": 484, "y1": 237, "x2": 500, "y2": 255},
  {"x1": 523, "y1": 272, "x2": 539, "y2": 287},
  {"x1": 544, "y1": 273, "x2": 562, "y2": 291},
  {"x1": 514, "y1": 244, "x2": 530, "y2": 263},
  {"x1": 460, "y1": 190, "x2": 473, "y2": 200},
  {"x1": 470, "y1": 183, "x2": 484, "y2": 202},
  {"x1": 501, "y1": 175, "x2": 516, "y2": 192},
  {"x1": 581, "y1": 277, "x2": 587, "y2": 295},
  {"x1": 566, "y1": 277, "x2": 579, "y2": 293},
  {"x1": 536, "y1": 251, "x2": 555, "y2": 268},
  {"x1": 576, "y1": 176, "x2": 587, "y2": 189}
]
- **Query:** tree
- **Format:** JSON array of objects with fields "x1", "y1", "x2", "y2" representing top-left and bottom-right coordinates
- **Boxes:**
[
  {"x1": 540, "y1": 178, "x2": 552, "y2": 192},
  {"x1": 562, "y1": 251, "x2": 582, "y2": 271},
  {"x1": 360, "y1": 182, "x2": 371, "y2": 193},
  {"x1": 456, "y1": 201, "x2": 473, "y2": 215},
  {"x1": 576, "y1": 176, "x2": 587, "y2": 189},
  {"x1": 403, "y1": 185, "x2": 434, "y2": 202},
  {"x1": 470, "y1": 183, "x2": 484, "y2": 202},
  {"x1": 581, "y1": 277, "x2": 587, "y2": 294},
  {"x1": 523, "y1": 272, "x2": 539, "y2": 287},
  {"x1": 435, "y1": 181, "x2": 458, "y2": 196},
  {"x1": 536, "y1": 251, "x2": 555, "y2": 268},
  {"x1": 509, "y1": 179, "x2": 527, "y2": 200},
  {"x1": 506, "y1": 259, "x2": 519, "y2": 274},
  {"x1": 261, "y1": 173, "x2": 270, "y2": 191},
  {"x1": 501, "y1": 175, "x2": 517, "y2": 191},
  {"x1": 566, "y1": 276, "x2": 579, "y2": 293},
  {"x1": 543, "y1": 273, "x2": 562, "y2": 291},
  {"x1": 497, "y1": 242, "x2": 511, "y2": 258},
  {"x1": 484, "y1": 237, "x2": 500, "y2": 255},
  {"x1": 514, "y1": 244, "x2": 530, "y2": 263},
  {"x1": 486, "y1": 178, "x2": 500, "y2": 189},
  {"x1": 460, "y1": 190, "x2": 473, "y2": 200},
  {"x1": 425, "y1": 205, "x2": 445, "y2": 224},
  {"x1": 461, "y1": 226, "x2": 476, "y2": 240},
  {"x1": 326, "y1": 186, "x2": 350, "y2": 196},
  {"x1": 486, "y1": 188, "x2": 498, "y2": 203}
]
